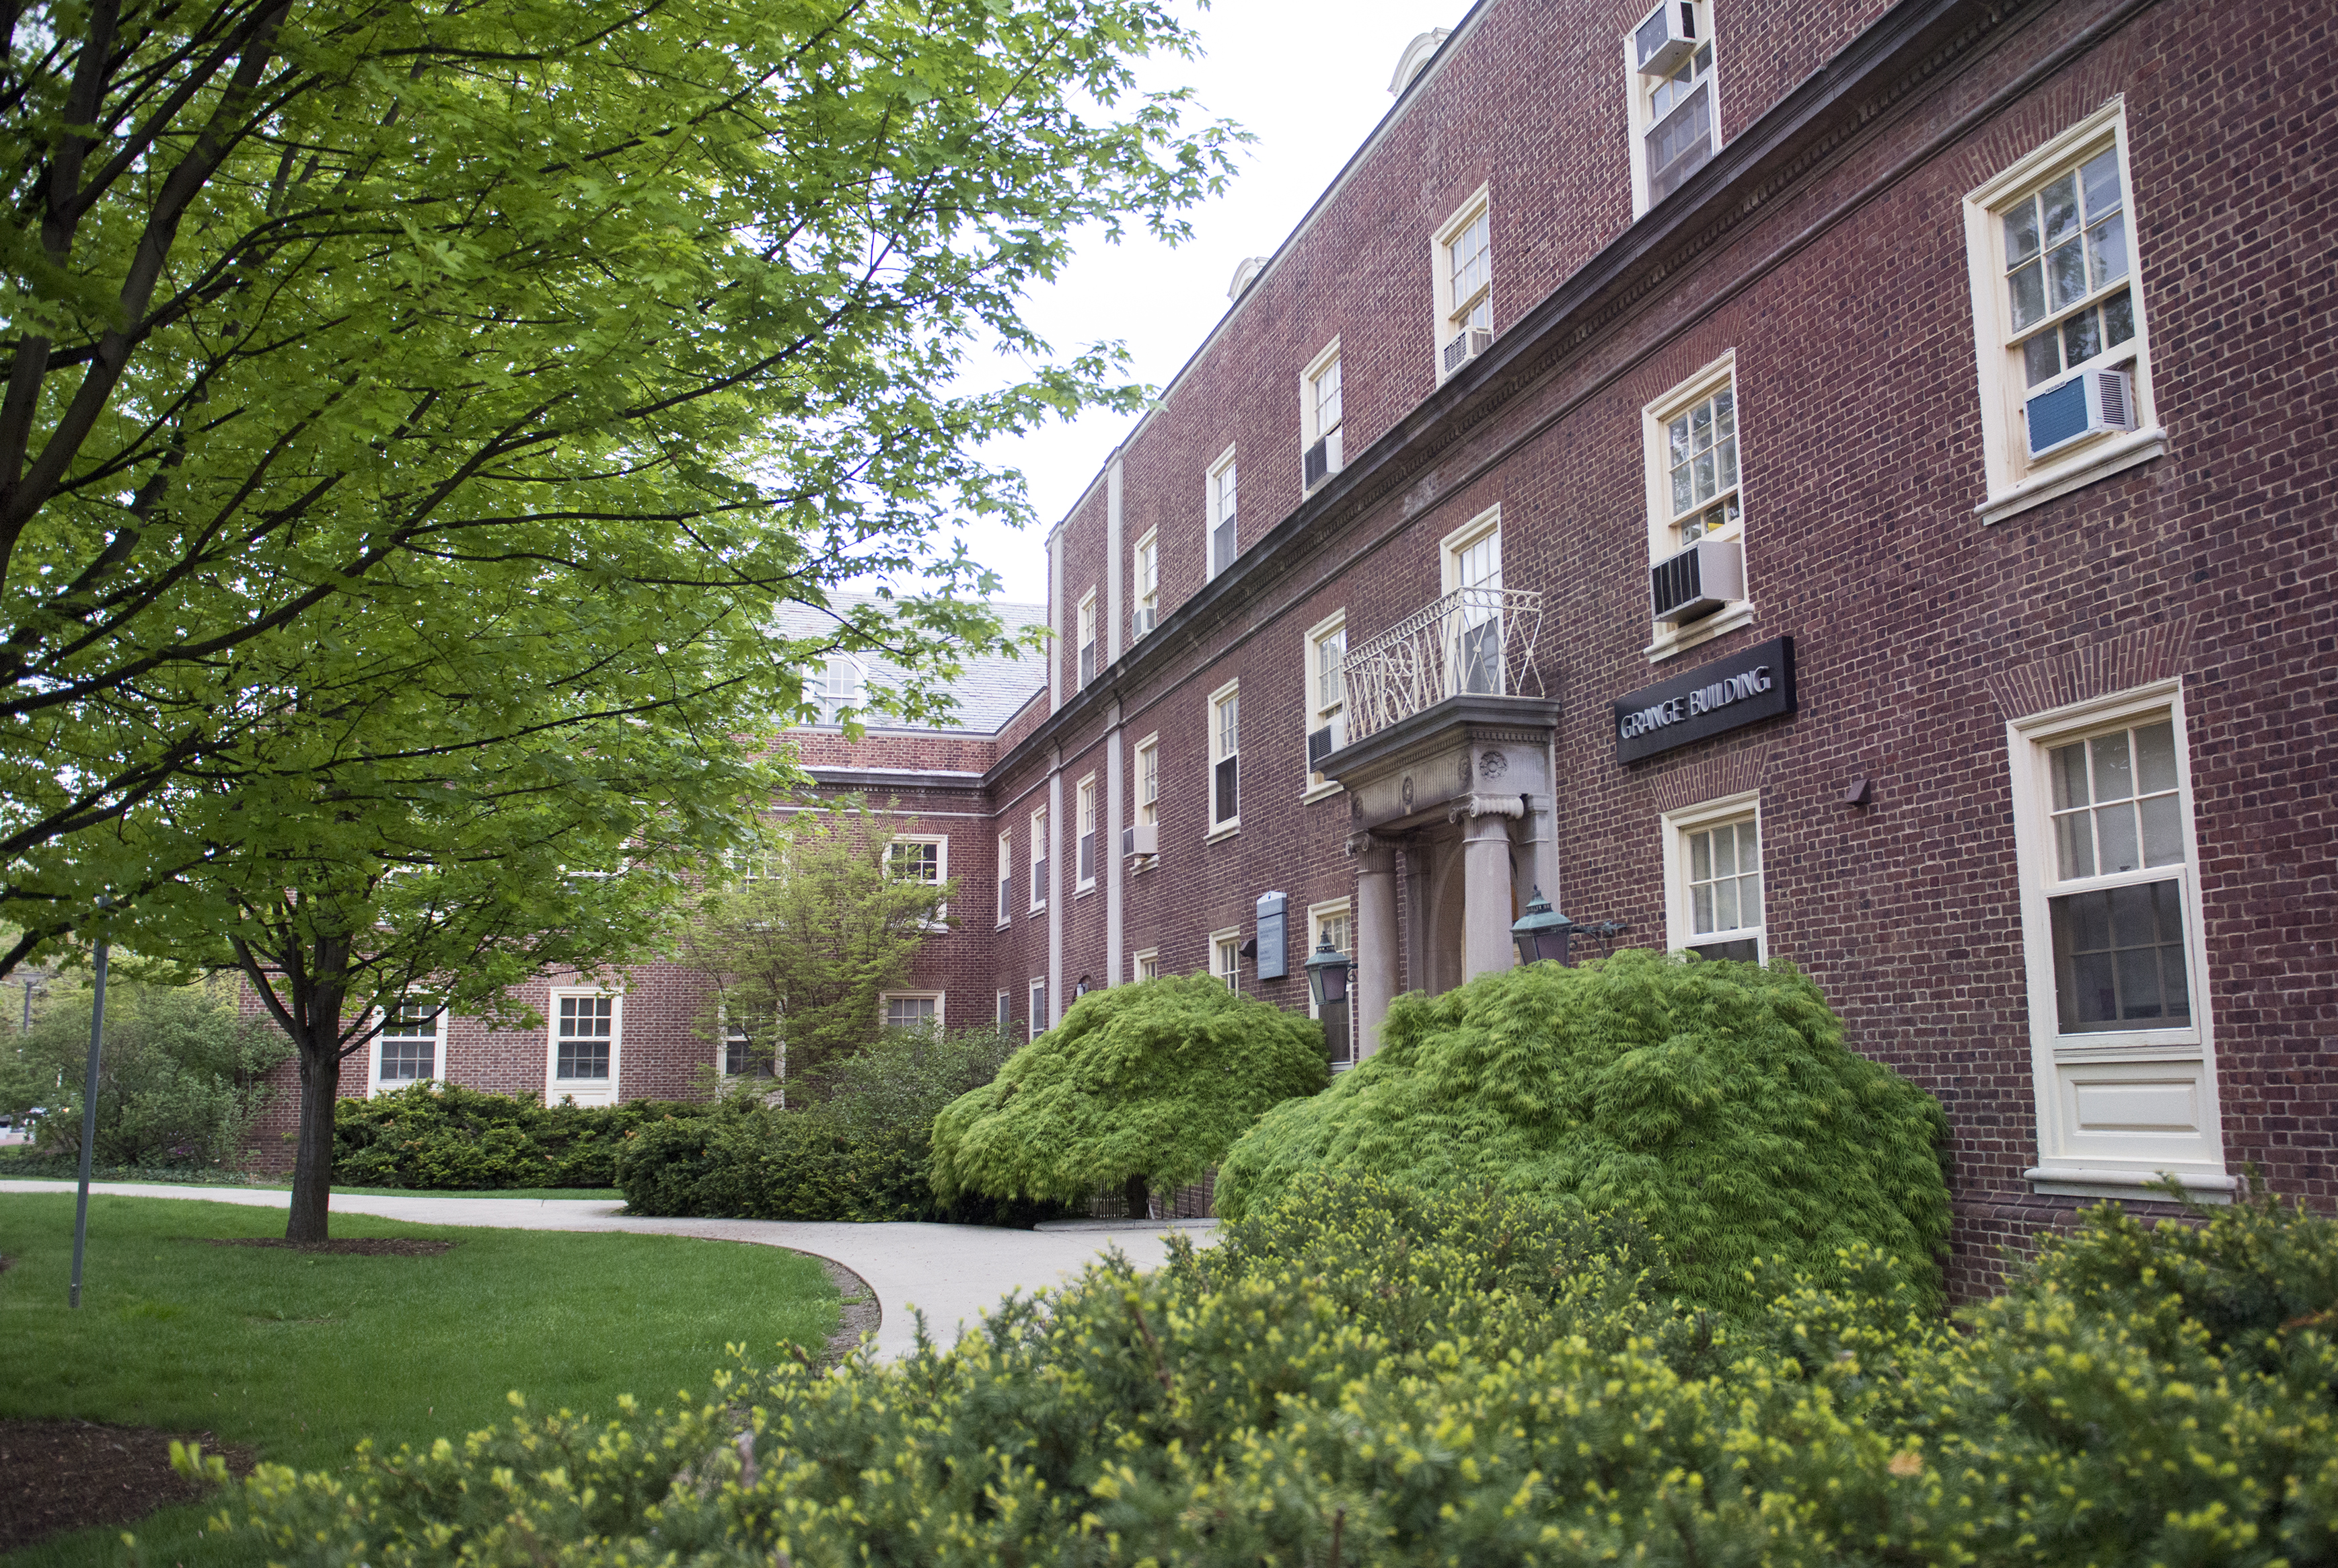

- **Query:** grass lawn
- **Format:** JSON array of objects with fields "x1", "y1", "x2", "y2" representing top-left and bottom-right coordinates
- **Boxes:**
[{"x1": 0, "y1": 1193, "x2": 838, "y2": 1568}]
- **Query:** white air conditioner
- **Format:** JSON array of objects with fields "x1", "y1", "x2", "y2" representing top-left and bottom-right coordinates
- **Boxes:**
[
  {"x1": 1634, "y1": 0, "x2": 1698, "y2": 76},
  {"x1": 1442, "y1": 327, "x2": 1492, "y2": 376},
  {"x1": 1649, "y1": 536, "x2": 1745, "y2": 623},
  {"x1": 1133, "y1": 605, "x2": 1156, "y2": 638},
  {"x1": 2025, "y1": 365, "x2": 2136, "y2": 459},
  {"x1": 1122, "y1": 823, "x2": 1159, "y2": 858}
]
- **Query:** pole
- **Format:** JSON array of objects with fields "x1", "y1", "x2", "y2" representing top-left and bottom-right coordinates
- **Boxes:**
[{"x1": 70, "y1": 940, "x2": 109, "y2": 1309}]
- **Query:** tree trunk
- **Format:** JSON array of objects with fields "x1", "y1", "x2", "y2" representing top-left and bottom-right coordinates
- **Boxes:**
[
  {"x1": 1124, "y1": 1172, "x2": 1149, "y2": 1222},
  {"x1": 286, "y1": 1032, "x2": 339, "y2": 1242}
]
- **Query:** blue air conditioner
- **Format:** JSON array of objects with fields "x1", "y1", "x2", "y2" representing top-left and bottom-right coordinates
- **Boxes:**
[{"x1": 2026, "y1": 366, "x2": 2136, "y2": 459}]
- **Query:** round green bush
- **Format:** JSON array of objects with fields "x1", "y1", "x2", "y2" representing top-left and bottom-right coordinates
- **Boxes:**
[
  {"x1": 930, "y1": 974, "x2": 1325, "y2": 1207},
  {"x1": 1215, "y1": 948, "x2": 1950, "y2": 1312}
]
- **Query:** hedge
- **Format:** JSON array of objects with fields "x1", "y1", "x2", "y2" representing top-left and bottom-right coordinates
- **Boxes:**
[
  {"x1": 1218, "y1": 948, "x2": 1952, "y2": 1313},
  {"x1": 333, "y1": 1084, "x2": 706, "y2": 1190},
  {"x1": 194, "y1": 1174, "x2": 2338, "y2": 1566}
]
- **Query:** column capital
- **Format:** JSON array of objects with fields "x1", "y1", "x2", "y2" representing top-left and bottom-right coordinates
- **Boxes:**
[
  {"x1": 1345, "y1": 831, "x2": 1399, "y2": 873},
  {"x1": 1448, "y1": 792, "x2": 1527, "y2": 829}
]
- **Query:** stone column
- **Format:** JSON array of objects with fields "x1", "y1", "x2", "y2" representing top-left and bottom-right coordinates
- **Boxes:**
[
  {"x1": 1348, "y1": 833, "x2": 1401, "y2": 1057},
  {"x1": 1455, "y1": 795, "x2": 1525, "y2": 983}
]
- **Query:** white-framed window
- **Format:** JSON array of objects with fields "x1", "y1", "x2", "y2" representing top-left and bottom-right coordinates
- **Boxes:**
[
  {"x1": 546, "y1": 989, "x2": 621, "y2": 1107},
  {"x1": 1075, "y1": 774, "x2": 1098, "y2": 889},
  {"x1": 1136, "y1": 733, "x2": 1161, "y2": 827},
  {"x1": 1642, "y1": 352, "x2": 1751, "y2": 659},
  {"x1": 1028, "y1": 978, "x2": 1047, "y2": 1040},
  {"x1": 1305, "y1": 611, "x2": 1346, "y2": 794},
  {"x1": 2008, "y1": 681, "x2": 2225, "y2": 1196},
  {"x1": 995, "y1": 990, "x2": 1011, "y2": 1031},
  {"x1": 1133, "y1": 529, "x2": 1160, "y2": 639},
  {"x1": 887, "y1": 833, "x2": 948, "y2": 926},
  {"x1": 996, "y1": 831, "x2": 1013, "y2": 927},
  {"x1": 881, "y1": 992, "x2": 941, "y2": 1033},
  {"x1": 720, "y1": 1008, "x2": 781, "y2": 1082},
  {"x1": 1308, "y1": 899, "x2": 1355, "y2": 1068},
  {"x1": 1212, "y1": 928, "x2": 1242, "y2": 990},
  {"x1": 1132, "y1": 948, "x2": 1159, "y2": 982},
  {"x1": 1440, "y1": 507, "x2": 1504, "y2": 696},
  {"x1": 806, "y1": 653, "x2": 868, "y2": 725},
  {"x1": 1661, "y1": 792, "x2": 1764, "y2": 963},
  {"x1": 373, "y1": 999, "x2": 442, "y2": 1092},
  {"x1": 1029, "y1": 807, "x2": 1048, "y2": 911},
  {"x1": 1206, "y1": 445, "x2": 1239, "y2": 578},
  {"x1": 1208, "y1": 680, "x2": 1241, "y2": 837},
  {"x1": 1302, "y1": 340, "x2": 1344, "y2": 488},
  {"x1": 1434, "y1": 188, "x2": 1492, "y2": 380},
  {"x1": 1963, "y1": 101, "x2": 2160, "y2": 524},
  {"x1": 1077, "y1": 590, "x2": 1099, "y2": 686},
  {"x1": 1625, "y1": 0, "x2": 1719, "y2": 216}
]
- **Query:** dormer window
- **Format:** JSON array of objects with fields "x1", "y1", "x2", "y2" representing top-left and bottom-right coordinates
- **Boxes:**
[{"x1": 807, "y1": 654, "x2": 867, "y2": 724}]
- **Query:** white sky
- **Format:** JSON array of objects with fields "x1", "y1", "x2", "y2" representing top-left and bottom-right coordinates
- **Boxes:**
[{"x1": 928, "y1": 0, "x2": 1474, "y2": 605}]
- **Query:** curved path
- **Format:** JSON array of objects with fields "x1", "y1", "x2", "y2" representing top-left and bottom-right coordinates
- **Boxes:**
[{"x1": 0, "y1": 1181, "x2": 1215, "y2": 1361}]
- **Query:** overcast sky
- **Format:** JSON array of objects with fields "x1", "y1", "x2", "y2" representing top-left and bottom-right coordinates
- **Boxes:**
[{"x1": 928, "y1": 0, "x2": 1473, "y2": 606}]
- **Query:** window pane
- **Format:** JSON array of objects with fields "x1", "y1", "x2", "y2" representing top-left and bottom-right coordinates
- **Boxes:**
[
  {"x1": 2041, "y1": 174, "x2": 2081, "y2": 248},
  {"x1": 2054, "y1": 811, "x2": 2094, "y2": 880},
  {"x1": 2103, "y1": 288, "x2": 2135, "y2": 347},
  {"x1": 1712, "y1": 387, "x2": 1734, "y2": 439},
  {"x1": 2004, "y1": 198, "x2": 2042, "y2": 264},
  {"x1": 1693, "y1": 449, "x2": 1716, "y2": 503},
  {"x1": 2061, "y1": 307, "x2": 2102, "y2": 366},
  {"x1": 1716, "y1": 434, "x2": 1739, "y2": 493},
  {"x1": 1713, "y1": 878, "x2": 1739, "y2": 932},
  {"x1": 2133, "y1": 722, "x2": 2178, "y2": 793},
  {"x1": 1671, "y1": 463, "x2": 1694, "y2": 517},
  {"x1": 1689, "y1": 399, "x2": 1712, "y2": 451},
  {"x1": 2009, "y1": 257, "x2": 2045, "y2": 328},
  {"x1": 2080, "y1": 149, "x2": 2121, "y2": 220},
  {"x1": 1691, "y1": 883, "x2": 1714, "y2": 933},
  {"x1": 2024, "y1": 330, "x2": 2061, "y2": 388},
  {"x1": 2050, "y1": 881, "x2": 2190, "y2": 1032},
  {"x1": 2046, "y1": 239, "x2": 2087, "y2": 311},
  {"x1": 2049, "y1": 741, "x2": 2089, "y2": 809},
  {"x1": 1668, "y1": 414, "x2": 1691, "y2": 467},
  {"x1": 2138, "y1": 792, "x2": 2183, "y2": 868},
  {"x1": 2096, "y1": 801, "x2": 2141, "y2": 874},
  {"x1": 2086, "y1": 213, "x2": 2127, "y2": 287},
  {"x1": 1690, "y1": 831, "x2": 1712, "y2": 881},
  {"x1": 2090, "y1": 733, "x2": 2133, "y2": 801}
]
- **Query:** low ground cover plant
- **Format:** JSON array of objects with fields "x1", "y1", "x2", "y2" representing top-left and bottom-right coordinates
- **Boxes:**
[
  {"x1": 1218, "y1": 948, "x2": 1952, "y2": 1312},
  {"x1": 334, "y1": 1084, "x2": 706, "y2": 1190},
  {"x1": 616, "y1": 1026, "x2": 1042, "y2": 1222},
  {"x1": 930, "y1": 974, "x2": 1324, "y2": 1216},
  {"x1": 196, "y1": 1174, "x2": 2338, "y2": 1566}
]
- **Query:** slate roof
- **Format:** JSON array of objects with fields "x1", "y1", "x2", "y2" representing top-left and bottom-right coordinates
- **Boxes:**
[{"x1": 776, "y1": 591, "x2": 1050, "y2": 736}]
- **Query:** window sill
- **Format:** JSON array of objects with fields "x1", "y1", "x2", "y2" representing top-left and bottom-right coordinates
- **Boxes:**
[
  {"x1": 1979, "y1": 426, "x2": 2167, "y2": 525},
  {"x1": 2024, "y1": 1164, "x2": 2236, "y2": 1205},
  {"x1": 1074, "y1": 882, "x2": 1096, "y2": 899},
  {"x1": 1130, "y1": 855, "x2": 1159, "y2": 875},
  {"x1": 1206, "y1": 821, "x2": 1241, "y2": 844},
  {"x1": 1644, "y1": 600, "x2": 1756, "y2": 663},
  {"x1": 1301, "y1": 780, "x2": 1344, "y2": 805}
]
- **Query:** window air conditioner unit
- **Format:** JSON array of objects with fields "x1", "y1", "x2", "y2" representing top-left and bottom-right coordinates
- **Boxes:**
[
  {"x1": 1132, "y1": 605, "x2": 1156, "y2": 638},
  {"x1": 1122, "y1": 823, "x2": 1159, "y2": 858},
  {"x1": 1307, "y1": 721, "x2": 1344, "y2": 774},
  {"x1": 1442, "y1": 327, "x2": 1492, "y2": 376},
  {"x1": 1649, "y1": 536, "x2": 1745, "y2": 623},
  {"x1": 1634, "y1": 0, "x2": 1698, "y2": 76},
  {"x1": 1303, "y1": 428, "x2": 1343, "y2": 488},
  {"x1": 2025, "y1": 365, "x2": 2135, "y2": 459}
]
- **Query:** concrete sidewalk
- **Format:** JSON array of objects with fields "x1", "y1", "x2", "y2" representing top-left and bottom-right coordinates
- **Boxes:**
[{"x1": 0, "y1": 1181, "x2": 1215, "y2": 1361}]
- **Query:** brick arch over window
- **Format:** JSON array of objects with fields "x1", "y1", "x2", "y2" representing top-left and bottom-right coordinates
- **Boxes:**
[{"x1": 1985, "y1": 619, "x2": 2197, "y2": 719}]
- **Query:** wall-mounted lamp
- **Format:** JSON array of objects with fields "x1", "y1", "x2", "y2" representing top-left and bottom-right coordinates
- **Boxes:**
[
  {"x1": 1510, "y1": 888, "x2": 1629, "y2": 968},
  {"x1": 1074, "y1": 975, "x2": 1092, "y2": 999},
  {"x1": 1305, "y1": 936, "x2": 1352, "y2": 1010},
  {"x1": 1844, "y1": 776, "x2": 1874, "y2": 807}
]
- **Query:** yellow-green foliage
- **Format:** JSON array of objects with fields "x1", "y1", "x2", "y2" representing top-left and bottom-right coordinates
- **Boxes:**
[
  {"x1": 194, "y1": 1177, "x2": 2338, "y2": 1568},
  {"x1": 929, "y1": 974, "x2": 1325, "y2": 1203},
  {"x1": 1218, "y1": 948, "x2": 1951, "y2": 1312}
]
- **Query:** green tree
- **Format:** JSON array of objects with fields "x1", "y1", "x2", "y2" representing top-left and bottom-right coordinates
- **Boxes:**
[
  {"x1": 0, "y1": 0, "x2": 1239, "y2": 970},
  {"x1": 929, "y1": 975, "x2": 1325, "y2": 1218},
  {"x1": 674, "y1": 804, "x2": 957, "y2": 1089},
  {"x1": 9, "y1": 974, "x2": 288, "y2": 1166}
]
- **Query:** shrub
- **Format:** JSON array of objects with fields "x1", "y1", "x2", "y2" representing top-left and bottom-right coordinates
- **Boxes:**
[
  {"x1": 195, "y1": 1177, "x2": 2338, "y2": 1568},
  {"x1": 614, "y1": 1026, "x2": 1051, "y2": 1223},
  {"x1": 930, "y1": 975, "x2": 1324, "y2": 1214},
  {"x1": 1216, "y1": 948, "x2": 1951, "y2": 1312},
  {"x1": 7, "y1": 976, "x2": 288, "y2": 1168},
  {"x1": 334, "y1": 1084, "x2": 707, "y2": 1190}
]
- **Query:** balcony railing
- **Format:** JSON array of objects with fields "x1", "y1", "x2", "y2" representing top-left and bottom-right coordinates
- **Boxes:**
[{"x1": 1342, "y1": 587, "x2": 1545, "y2": 744}]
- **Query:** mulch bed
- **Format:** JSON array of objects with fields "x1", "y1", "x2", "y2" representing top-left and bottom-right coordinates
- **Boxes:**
[
  {"x1": 0, "y1": 1419, "x2": 256, "y2": 1553},
  {"x1": 204, "y1": 1237, "x2": 454, "y2": 1256}
]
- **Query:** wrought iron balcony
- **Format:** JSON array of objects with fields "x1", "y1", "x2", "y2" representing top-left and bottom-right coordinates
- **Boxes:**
[{"x1": 1342, "y1": 587, "x2": 1545, "y2": 743}]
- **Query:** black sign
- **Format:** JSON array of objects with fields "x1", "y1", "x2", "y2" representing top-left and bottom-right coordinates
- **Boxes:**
[{"x1": 1613, "y1": 636, "x2": 1796, "y2": 763}]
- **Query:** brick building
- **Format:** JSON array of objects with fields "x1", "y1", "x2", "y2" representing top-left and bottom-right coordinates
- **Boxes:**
[{"x1": 295, "y1": 0, "x2": 2335, "y2": 1294}]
